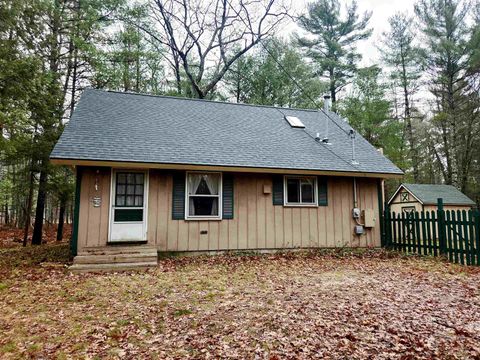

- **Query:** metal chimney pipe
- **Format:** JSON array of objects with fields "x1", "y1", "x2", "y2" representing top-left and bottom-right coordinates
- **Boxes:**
[
  {"x1": 350, "y1": 129, "x2": 359, "y2": 165},
  {"x1": 322, "y1": 94, "x2": 331, "y2": 143},
  {"x1": 323, "y1": 94, "x2": 331, "y2": 112}
]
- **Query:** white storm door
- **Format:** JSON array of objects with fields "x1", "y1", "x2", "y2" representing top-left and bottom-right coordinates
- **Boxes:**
[{"x1": 109, "y1": 171, "x2": 147, "y2": 242}]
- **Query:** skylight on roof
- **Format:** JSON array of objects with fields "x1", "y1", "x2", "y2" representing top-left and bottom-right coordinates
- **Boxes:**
[{"x1": 285, "y1": 116, "x2": 305, "y2": 128}]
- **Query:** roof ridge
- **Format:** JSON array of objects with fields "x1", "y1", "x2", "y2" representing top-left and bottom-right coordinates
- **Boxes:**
[
  {"x1": 403, "y1": 183, "x2": 456, "y2": 187},
  {"x1": 86, "y1": 88, "x2": 323, "y2": 114}
]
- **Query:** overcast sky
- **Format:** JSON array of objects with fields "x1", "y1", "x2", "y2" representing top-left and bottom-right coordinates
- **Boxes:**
[{"x1": 284, "y1": 0, "x2": 418, "y2": 66}]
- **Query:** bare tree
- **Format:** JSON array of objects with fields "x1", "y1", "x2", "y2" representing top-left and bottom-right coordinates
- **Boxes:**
[{"x1": 147, "y1": 0, "x2": 290, "y2": 98}]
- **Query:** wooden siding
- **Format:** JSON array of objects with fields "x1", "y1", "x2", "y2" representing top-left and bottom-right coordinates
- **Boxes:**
[
  {"x1": 77, "y1": 168, "x2": 381, "y2": 252},
  {"x1": 147, "y1": 171, "x2": 381, "y2": 251},
  {"x1": 389, "y1": 201, "x2": 424, "y2": 214},
  {"x1": 423, "y1": 204, "x2": 473, "y2": 213},
  {"x1": 77, "y1": 167, "x2": 111, "y2": 250},
  {"x1": 389, "y1": 190, "x2": 473, "y2": 214}
]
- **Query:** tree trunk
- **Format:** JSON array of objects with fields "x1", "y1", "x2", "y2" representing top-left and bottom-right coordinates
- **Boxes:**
[
  {"x1": 70, "y1": 47, "x2": 78, "y2": 115},
  {"x1": 4, "y1": 201, "x2": 9, "y2": 225},
  {"x1": 22, "y1": 170, "x2": 35, "y2": 247},
  {"x1": 31, "y1": 165, "x2": 48, "y2": 245},
  {"x1": 329, "y1": 68, "x2": 336, "y2": 107},
  {"x1": 56, "y1": 198, "x2": 66, "y2": 241}
]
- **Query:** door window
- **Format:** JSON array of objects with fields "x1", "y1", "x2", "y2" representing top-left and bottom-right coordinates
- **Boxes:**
[{"x1": 114, "y1": 172, "x2": 144, "y2": 222}]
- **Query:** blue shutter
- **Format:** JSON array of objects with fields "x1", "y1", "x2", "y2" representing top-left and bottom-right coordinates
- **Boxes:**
[
  {"x1": 318, "y1": 176, "x2": 328, "y2": 206},
  {"x1": 222, "y1": 173, "x2": 234, "y2": 219},
  {"x1": 172, "y1": 172, "x2": 186, "y2": 220},
  {"x1": 272, "y1": 175, "x2": 284, "y2": 205}
]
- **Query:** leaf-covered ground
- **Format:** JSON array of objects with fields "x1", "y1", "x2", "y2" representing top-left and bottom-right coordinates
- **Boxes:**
[
  {"x1": 1, "y1": 246, "x2": 480, "y2": 359},
  {"x1": 0, "y1": 225, "x2": 72, "y2": 248}
]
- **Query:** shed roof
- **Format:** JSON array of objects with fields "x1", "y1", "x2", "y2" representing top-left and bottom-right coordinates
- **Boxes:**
[
  {"x1": 390, "y1": 183, "x2": 475, "y2": 206},
  {"x1": 50, "y1": 89, "x2": 403, "y2": 176}
]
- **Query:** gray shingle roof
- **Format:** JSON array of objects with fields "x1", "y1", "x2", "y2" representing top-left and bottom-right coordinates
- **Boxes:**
[
  {"x1": 50, "y1": 89, "x2": 403, "y2": 175},
  {"x1": 401, "y1": 184, "x2": 475, "y2": 205}
]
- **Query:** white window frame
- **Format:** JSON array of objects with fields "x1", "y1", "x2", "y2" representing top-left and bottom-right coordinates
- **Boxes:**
[
  {"x1": 185, "y1": 171, "x2": 223, "y2": 220},
  {"x1": 283, "y1": 175, "x2": 318, "y2": 207}
]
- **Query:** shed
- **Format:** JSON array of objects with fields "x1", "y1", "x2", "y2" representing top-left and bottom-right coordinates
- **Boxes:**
[{"x1": 388, "y1": 183, "x2": 475, "y2": 214}]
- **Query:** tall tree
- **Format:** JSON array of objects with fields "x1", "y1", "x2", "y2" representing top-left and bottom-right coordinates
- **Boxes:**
[
  {"x1": 415, "y1": 0, "x2": 480, "y2": 191},
  {"x1": 380, "y1": 13, "x2": 423, "y2": 181},
  {"x1": 146, "y1": 0, "x2": 290, "y2": 99},
  {"x1": 339, "y1": 66, "x2": 403, "y2": 166},
  {"x1": 92, "y1": 20, "x2": 166, "y2": 94},
  {"x1": 297, "y1": 0, "x2": 372, "y2": 107},
  {"x1": 224, "y1": 39, "x2": 326, "y2": 108}
]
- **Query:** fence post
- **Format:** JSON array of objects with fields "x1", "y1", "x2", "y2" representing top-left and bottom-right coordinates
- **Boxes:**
[
  {"x1": 437, "y1": 198, "x2": 447, "y2": 255},
  {"x1": 475, "y1": 209, "x2": 480, "y2": 266},
  {"x1": 381, "y1": 202, "x2": 389, "y2": 247}
]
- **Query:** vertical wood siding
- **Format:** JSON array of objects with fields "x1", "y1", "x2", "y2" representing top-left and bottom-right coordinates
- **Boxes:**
[
  {"x1": 78, "y1": 168, "x2": 381, "y2": 252},
  {"x1": 78, "y1": 167, "x2": 111, "y2": 250},
  {"x1": 147, "y1": 171, "x2": 381, "y2": 251}
]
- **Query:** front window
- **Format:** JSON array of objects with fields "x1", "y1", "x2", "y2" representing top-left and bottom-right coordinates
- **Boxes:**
[
  {"x1": 284, "y1": 176, "x2": 317, "y2": 206},
  {"x1": 186, "y1": 172, "x2": 222, "y2": 219}
]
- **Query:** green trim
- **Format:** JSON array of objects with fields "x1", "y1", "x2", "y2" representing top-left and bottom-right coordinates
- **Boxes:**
[
  {"x1": 317, "y1": 176, "x2": 328, "y2": 206},
  {"x1": 172, "y1": 171, "x2": 186, "y2": 220},
  {"x1": 222, "y1": 173, "x2": 234, "y2": 219},
  {"x1": 272, "y1": 175, "x2": 283, "y2": 205},
  {"x1": 114, "y1": 208, "x2": 143, "y2": 222},
  {"x1": 71, "y1": 166, "x2": 83, "y2": 256}
]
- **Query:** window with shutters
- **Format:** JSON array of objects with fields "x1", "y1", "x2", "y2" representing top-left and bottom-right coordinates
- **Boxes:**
[
  {"x1": 284, "y1": 176, "x2": 317, "y2": 206},
  {"x1": 185, "y1": 172, "x2": 222, "y2": 219}
]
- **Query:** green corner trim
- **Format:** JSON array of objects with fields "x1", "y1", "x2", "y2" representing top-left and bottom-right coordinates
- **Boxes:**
[{"x1": 71, "y1": 166, "x2": 83, "y2": 256}]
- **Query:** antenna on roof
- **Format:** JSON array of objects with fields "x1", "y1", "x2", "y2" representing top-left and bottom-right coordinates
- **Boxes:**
[
  {"x1": 322, "y1": 94, "x2": 331, "y2": 144},
  {"x1": 350, "y1": 129, "x2": 359, "y2": 165}
]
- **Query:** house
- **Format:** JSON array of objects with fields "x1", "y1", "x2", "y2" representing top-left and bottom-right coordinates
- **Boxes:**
[
  {"x1": 388, "y1": 183, "x2": 475, "y2": 214},
  {"x1": 50, "y1": 89, "x2": 403, "y2": 271}
]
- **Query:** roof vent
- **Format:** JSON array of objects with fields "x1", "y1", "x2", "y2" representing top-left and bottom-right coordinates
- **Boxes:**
[{"x1": 285, "y1": 116, "x2": 305, "y2": 128}]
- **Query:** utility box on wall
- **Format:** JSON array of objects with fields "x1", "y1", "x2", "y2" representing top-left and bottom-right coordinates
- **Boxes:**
[{"x1": 363, "y1": 209, "x2": 376, "y2": 228}]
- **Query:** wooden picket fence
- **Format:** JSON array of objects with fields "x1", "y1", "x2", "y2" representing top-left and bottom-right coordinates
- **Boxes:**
[{"x1": 382, "y1": 199, "x2": 480, "y2": 266}]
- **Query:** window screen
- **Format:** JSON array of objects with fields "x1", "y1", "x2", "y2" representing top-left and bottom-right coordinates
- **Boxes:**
[
  {"x1": 115, "y1": 172, "x2": 144, "y2": 207},
  {"x1": 285, "y1": 176, "x2": 316, "y2": 205}
]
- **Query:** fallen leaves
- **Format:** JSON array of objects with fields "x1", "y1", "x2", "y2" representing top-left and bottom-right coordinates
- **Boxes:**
[{"x1": 0, "y1": 246, "x2": 479, "y2": 359}]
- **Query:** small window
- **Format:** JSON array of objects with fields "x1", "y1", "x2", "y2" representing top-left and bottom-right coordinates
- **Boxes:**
[
  {"x1": 400, "y1": 192, "x2": 409, "y2": 202},
  {"x1": 284, "y1": 176, "x2": 317, "y2": 206},
  {"x1": 115, "y1": 172, "x2": 144, "y2": 207},
  {"x1": 186, "y1": 172, "x2": 222, "y2": 219}
]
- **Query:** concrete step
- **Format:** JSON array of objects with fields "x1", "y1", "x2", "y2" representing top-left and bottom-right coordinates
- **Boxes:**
[
  {"x1": 74, "y1": 253, "x2": 158, "y2": 265},
  {"x1": 69, "y1": 261, "x2": 158, "y2": 273}
]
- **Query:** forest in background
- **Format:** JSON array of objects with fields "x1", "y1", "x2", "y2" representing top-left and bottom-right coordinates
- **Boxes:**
[{"x1": 0, "y1": 0, "x2": 479, "y2": 245}]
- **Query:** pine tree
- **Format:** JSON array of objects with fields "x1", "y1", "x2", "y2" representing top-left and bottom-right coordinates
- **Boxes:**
[
  {"x1": 297, "y1": 0, "x2": 372, "y2": 107},
  {"x1": 380, "y1": 13, "x2": 423, "y2": 181},
  {"x1": 415, "y1": 0, "x2": 480, "y2": 191},
  {"x1": 339, "y1": 66, "x2": 403, "y2": 165}
]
